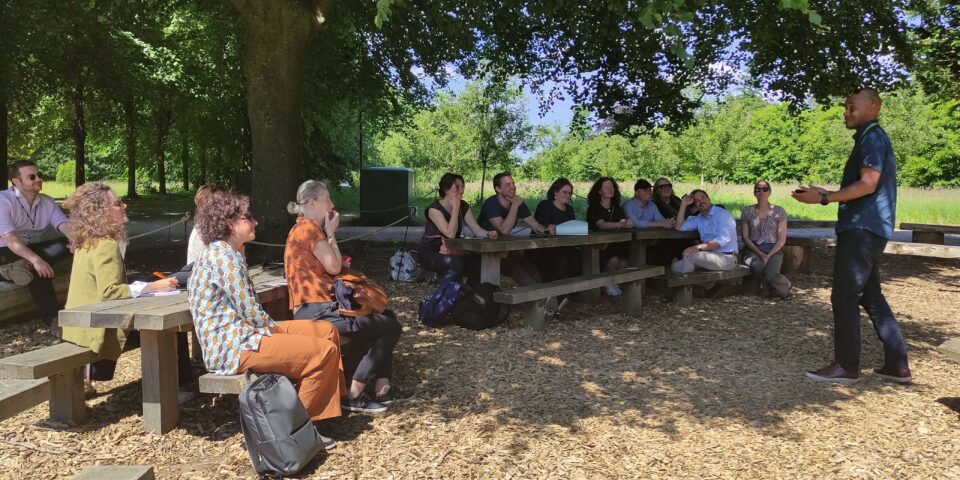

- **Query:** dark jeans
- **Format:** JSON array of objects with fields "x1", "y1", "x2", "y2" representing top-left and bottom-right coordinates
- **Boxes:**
[
  {"x1": 418, "y1": 247, "x2": 480, "y2": 285},
  {"x1": 831, "y1": 229, "x2": 909, "y2": 372},
  {"x1": 295, "y1": 303, "x2": 402, "y2": 385},
  {"x1": 0, "y1": 237, "x2": 71, "y2": 324},
  {"x1": 89, "y1": 330, "x2": 194, "y2": 388}
]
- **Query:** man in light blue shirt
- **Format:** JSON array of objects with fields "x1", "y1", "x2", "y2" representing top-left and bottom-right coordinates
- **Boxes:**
[
  {"x1": 671, "y1": 189, "x2": 738, "y2": 273},
  {"x1": 622, "y1": 179, "x2": 675, "y2": 229}
]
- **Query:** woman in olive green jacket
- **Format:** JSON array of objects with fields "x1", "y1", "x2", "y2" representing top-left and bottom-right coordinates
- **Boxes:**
[{"x1": 60, "y1": 183, "x2": 178, "y2": 394}]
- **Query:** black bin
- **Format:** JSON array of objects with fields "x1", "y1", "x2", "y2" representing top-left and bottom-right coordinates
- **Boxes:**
[{"x1": 359, "y1": 167, "x2": 414, "y2": 225}]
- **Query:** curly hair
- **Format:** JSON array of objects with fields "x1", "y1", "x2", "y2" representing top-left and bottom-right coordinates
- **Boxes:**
[
  {"x1": 64, "y1": 182, "x2": 127, "y2": 250},
  {"x1": 587, "y1": 177, "x2": 622, "y2": 207},
  {"x1": 195, "y1": 188, "x2": 250, "y2": 244}
]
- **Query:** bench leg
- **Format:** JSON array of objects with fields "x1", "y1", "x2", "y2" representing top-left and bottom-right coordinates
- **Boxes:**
[
  {"x1": 672, "y1": 285, "x2": 694, "y2": 307},
  {"x1": 781, "y1": 246, "x2": 809, "y2": 274},
  {"x1": 140, "y1": 329, "x2": 180, "y2": 434},
  {"x1": 581, "y1": 246, "x2": 601, "y2": 304},
  {"x1": 622, "y1": 280, "x2": 643, "y2": 317},
  {"x1": 518, "y1": 302, "x2": 546, "y2": 330},
  {"x1": 912, "y1": 231, "x2": 944, "y2": 245},
  {"x1": 48, "y1": 367, "x2": 86, "y2": 425}
]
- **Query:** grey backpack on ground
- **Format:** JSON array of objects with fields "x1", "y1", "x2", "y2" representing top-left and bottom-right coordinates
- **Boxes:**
[
  {"x1": 238, "y1": 371, "x2": 324, "y2": 478},
  {"x1": 389, "y1": 249, "x2": 421, "y2": 282}
]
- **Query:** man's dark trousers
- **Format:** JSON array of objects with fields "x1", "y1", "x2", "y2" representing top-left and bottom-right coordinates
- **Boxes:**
[
  {"x1": 831, "y1": 228, "x2": 908, "y2": 372},
  {"x1": 0, "y1": 237, "x2": 71, "y2": 324}
]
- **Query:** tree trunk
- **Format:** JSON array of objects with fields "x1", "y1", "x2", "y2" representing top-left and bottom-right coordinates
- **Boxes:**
[
  {"x1": 71, "y1": 81, "x2": 86, "y2": 186},
  {"x1": 154, "y1": 109, "x2": 172, "y2": 194},
  {"x1": 124, "y1": 101, "x2": 139, "y2": 199},
  {"x1": 180, "y1": 136, "x2": 190, "y2": 191},
  {"x1": 0, "y1": 100, "x2": 7, "y2": 189},
  {"x1": 198, "y1": 141, "x2": 206, "y2": 189},
  {"x1": 231, "y1": 0, "x2": 319, "y2": 245}
]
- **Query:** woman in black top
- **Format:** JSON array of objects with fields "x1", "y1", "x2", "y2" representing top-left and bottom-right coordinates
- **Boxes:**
[
  {"x1": 586, "y1": 177, "x2": 633, "y2": 296},
  {"x1": 529, "y1": 178, "x2": 581, "y2": 283},
  {"x1": 418, "y1": 173, "x2": 496, "y2": 285}
]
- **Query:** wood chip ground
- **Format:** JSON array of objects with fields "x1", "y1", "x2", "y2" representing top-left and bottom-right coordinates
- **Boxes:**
[{"x1": 2, "y1": 244, "x2": 959, "y2": 479}]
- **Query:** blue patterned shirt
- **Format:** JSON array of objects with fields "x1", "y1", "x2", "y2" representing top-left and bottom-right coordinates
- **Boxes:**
[
  {"x1": 187, "y1": 240, "x2": 278, "y2": 375},
  {"x1": 622, "y1": 198, "x2": 666, "y2": 228}
]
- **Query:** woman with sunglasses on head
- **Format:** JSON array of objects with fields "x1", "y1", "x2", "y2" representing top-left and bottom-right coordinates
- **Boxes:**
[
  {"x1": 286, "y1": 180, "x2": 411, "y2": 413},
  {"x1": 188, "y1": 188, "x2": 344, "y2": 448},
  {"x1": 741, "y1": 181, "x2": 791, "y2": 299},
  {"x1": 60, "y1": 183, "x2": 181, "y2": 397},
  {"x1": 652, "y1": 178, "x2": 697, "y2": 220},
  {"x1": 586, "y1": 177, "x2": 633, "y2": 297}
]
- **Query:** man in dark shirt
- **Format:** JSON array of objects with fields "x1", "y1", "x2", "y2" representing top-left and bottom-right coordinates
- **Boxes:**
[
  {"x1": 793, "y1": 87, "x2": 910, "y2": 385},
  {"x1": 476, "y1": 172, "x2": 545, "y2": 284}
]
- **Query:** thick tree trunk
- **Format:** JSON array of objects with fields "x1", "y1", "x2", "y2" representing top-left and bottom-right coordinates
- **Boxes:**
[
  {"x1": 124, "y1": 101, "x2": 139, "y2": 199},
  {"x1": 231, "y1": 0, "x2": 319, "y2": 244},
  {"x1": 180, "y1": 136, "x2": 190, "y2": 191},
  {"x1": 71, "y1": 81, "x2": 86, "y2": 186},
  {"x1": 0, "y1": 100, "x2": 7, "y2": 189},
  {"x1": 198, "y1": 143, "x2": 206, "y2": 188},
  {"x1": 154, "y1": 109, "x2": 172, "y2": 194}
]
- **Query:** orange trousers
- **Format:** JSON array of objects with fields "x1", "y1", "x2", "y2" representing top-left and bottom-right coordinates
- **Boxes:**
[{"x1": 238, "y1": 320, "x2": 346, "y2": 421}]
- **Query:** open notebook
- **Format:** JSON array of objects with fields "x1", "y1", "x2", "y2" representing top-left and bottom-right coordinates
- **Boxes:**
[{"x1": 556, "y1": 220, "x2": 588, "y2": 236}]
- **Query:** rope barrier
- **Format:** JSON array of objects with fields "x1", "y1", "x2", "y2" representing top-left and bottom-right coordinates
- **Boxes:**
[
  {"x1": 247, "y1": 213, "x2": 413, "y2": 248},
  {"x1": 127, "y1": 214, "x2": 190, "y2": 241}
]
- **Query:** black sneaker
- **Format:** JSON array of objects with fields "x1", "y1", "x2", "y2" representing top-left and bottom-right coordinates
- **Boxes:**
[
  {"x1": 342, "y1": 393, "x2": 388, "y2": 413},
  {"x1": 320, "y1": 434, "x2": 337, "y2": 451},
  {"x1": 375, "y1": 388, "x2": 415, "y2": 405}
]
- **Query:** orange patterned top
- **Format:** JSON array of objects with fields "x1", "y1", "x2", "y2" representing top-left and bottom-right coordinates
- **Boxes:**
[{"x1": 284, "y1": 217, "x2": 336, "y2": 310}]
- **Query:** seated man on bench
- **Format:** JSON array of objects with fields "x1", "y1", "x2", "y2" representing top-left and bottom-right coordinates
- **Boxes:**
[
  {"x1": 0, "y1": 160, "x2": 73, "y2": 326},
  {"x1": 671, "y1": 189, "x2": 738, "y2": 274}
]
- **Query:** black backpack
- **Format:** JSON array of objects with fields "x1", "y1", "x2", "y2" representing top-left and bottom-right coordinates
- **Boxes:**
[{"x1": 451, "y1": 282, "x2": 507, "y2": 330}]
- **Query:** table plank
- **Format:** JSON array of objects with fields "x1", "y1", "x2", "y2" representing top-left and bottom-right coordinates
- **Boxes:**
[
  {"x1": 59, "y1": 294, "x2": 189, "y2": 329},
  {"x1": 446, "y1": 231, "x2": 633, "y2": 253}
]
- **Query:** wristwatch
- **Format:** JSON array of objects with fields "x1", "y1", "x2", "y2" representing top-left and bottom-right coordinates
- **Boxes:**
[{"x1": 820, "y1": 193, "x2": 829, "y2": 206}]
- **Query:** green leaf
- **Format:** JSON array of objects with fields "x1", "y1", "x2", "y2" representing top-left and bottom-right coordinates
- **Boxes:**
[
  {"x1": 374, "y1": 0, "x2": 394, "y2": 29},
  {"x1": 808, "y1": 12, "x2": 821, "y2": 25}
]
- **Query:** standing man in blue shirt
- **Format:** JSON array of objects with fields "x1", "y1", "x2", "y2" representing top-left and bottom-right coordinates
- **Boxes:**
[
  {"x1": 671, "y1": 189, "x2": 738, "y2": 273},
  {"x1": 793, "y1": 87, "x2": 910, "y2": 385}
]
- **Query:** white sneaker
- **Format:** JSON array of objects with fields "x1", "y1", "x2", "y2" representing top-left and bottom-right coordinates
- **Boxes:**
[
  {"x1": 543, "y1": 296, "x2": 559, "y2": 321},
  {"x1": 604, "y1": 285, "x2": 622, "y2": 297}
]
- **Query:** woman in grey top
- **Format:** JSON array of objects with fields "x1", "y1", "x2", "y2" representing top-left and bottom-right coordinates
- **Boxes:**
[{"x1": 740, "y1": 181, "x2": 791, "y2": 299}]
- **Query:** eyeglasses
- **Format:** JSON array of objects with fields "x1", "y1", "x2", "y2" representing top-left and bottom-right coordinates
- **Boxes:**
[
  {"x1": 25, "y1": 173, "x2": 43, "y2": 181},
  {"x1": 754, "y1": 187, "x2": 771, "y2": 192},
  {"x1": 655, "y1": 183, "x2": 672, "y2": 189}
]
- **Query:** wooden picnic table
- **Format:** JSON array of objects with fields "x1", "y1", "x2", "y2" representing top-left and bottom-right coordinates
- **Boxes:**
[
  {"x1": 446, "y1": 229, "x2": 699, "y2": 315},
  {"x1": 57, "y1": 268, "x2": 287, "y2": 434}
]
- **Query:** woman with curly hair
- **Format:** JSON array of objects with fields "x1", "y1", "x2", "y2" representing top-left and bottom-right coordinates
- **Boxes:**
[
  {"x1": 586, "y1": 177, "x2": 633, "y2": 296},
  {"x1": 60, "y1": 182, "x2": 179, "y2": 396},
  {"x1": 188, "y1": 188, "x2": 345, "y2": 447}
]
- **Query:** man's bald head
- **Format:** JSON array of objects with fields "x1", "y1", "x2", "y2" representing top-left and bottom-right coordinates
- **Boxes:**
[{"x1": 844, "y1": 87, "x2": 882, "y2": 130}]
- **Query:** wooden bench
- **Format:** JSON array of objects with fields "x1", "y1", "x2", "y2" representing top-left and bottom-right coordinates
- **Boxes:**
[
  {"x1": 0, "y1": 379, "x2": 50, "y2": 421},
  {"x1": 493, "y1": 266, "x2": 664, "y2": 330},
  {"x1": 198, "y1": 336, "x2": 354, "y2": 395},
  {"x1": 0, "y1": 342, "x2": 97, "y2": 425},
  {"x1": 781, "y1": 236, "x2": 824, "y2": 274},
  {"x1": 71, "y1": 465, "x2": 155, "y2": 480},
  {"x1": 936, "y1": 338, "x2": 960, "y2": 364},
  {"x1": 651, "y1": 265, "x2": 752, "y2": 307},
  {"x1": 900, "y1": 223, "x2": 960, "y2": 245}
]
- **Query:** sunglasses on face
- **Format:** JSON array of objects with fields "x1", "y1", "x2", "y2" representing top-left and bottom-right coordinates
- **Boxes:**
[
  {"x1": 656, "y1": 183, "x2": 672, "y2": 189},
  {"x1": 24, "y1": 173, "x2": 43, "y2": 181},
  {"x1": 754, "y1": 187, "x2": 770, "y2": 192}
]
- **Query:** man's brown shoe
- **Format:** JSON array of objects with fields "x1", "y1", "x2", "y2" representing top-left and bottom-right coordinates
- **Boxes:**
[
  {"x1": 805, "y1": 362, "x2": 859, "y2": 385},
  {"x1": 873, "y1": 366, "x2": 912, "y2": 384},
  {"x1": 0, "y1": 260, "x2": 34, "y2": 286}
]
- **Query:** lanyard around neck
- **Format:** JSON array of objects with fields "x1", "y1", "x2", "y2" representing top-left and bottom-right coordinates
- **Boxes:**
[{"x1": 15, "y1": 192, "x2": 37, "y2": 230}]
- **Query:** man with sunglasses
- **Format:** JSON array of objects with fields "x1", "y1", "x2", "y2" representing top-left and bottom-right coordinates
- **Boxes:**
[
  {"x1": 0, "y1": 160, "x2": 73, "y2": 326},
  {"x1": 793, "y1": 87, "x2": 910, "y2": 385}
]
